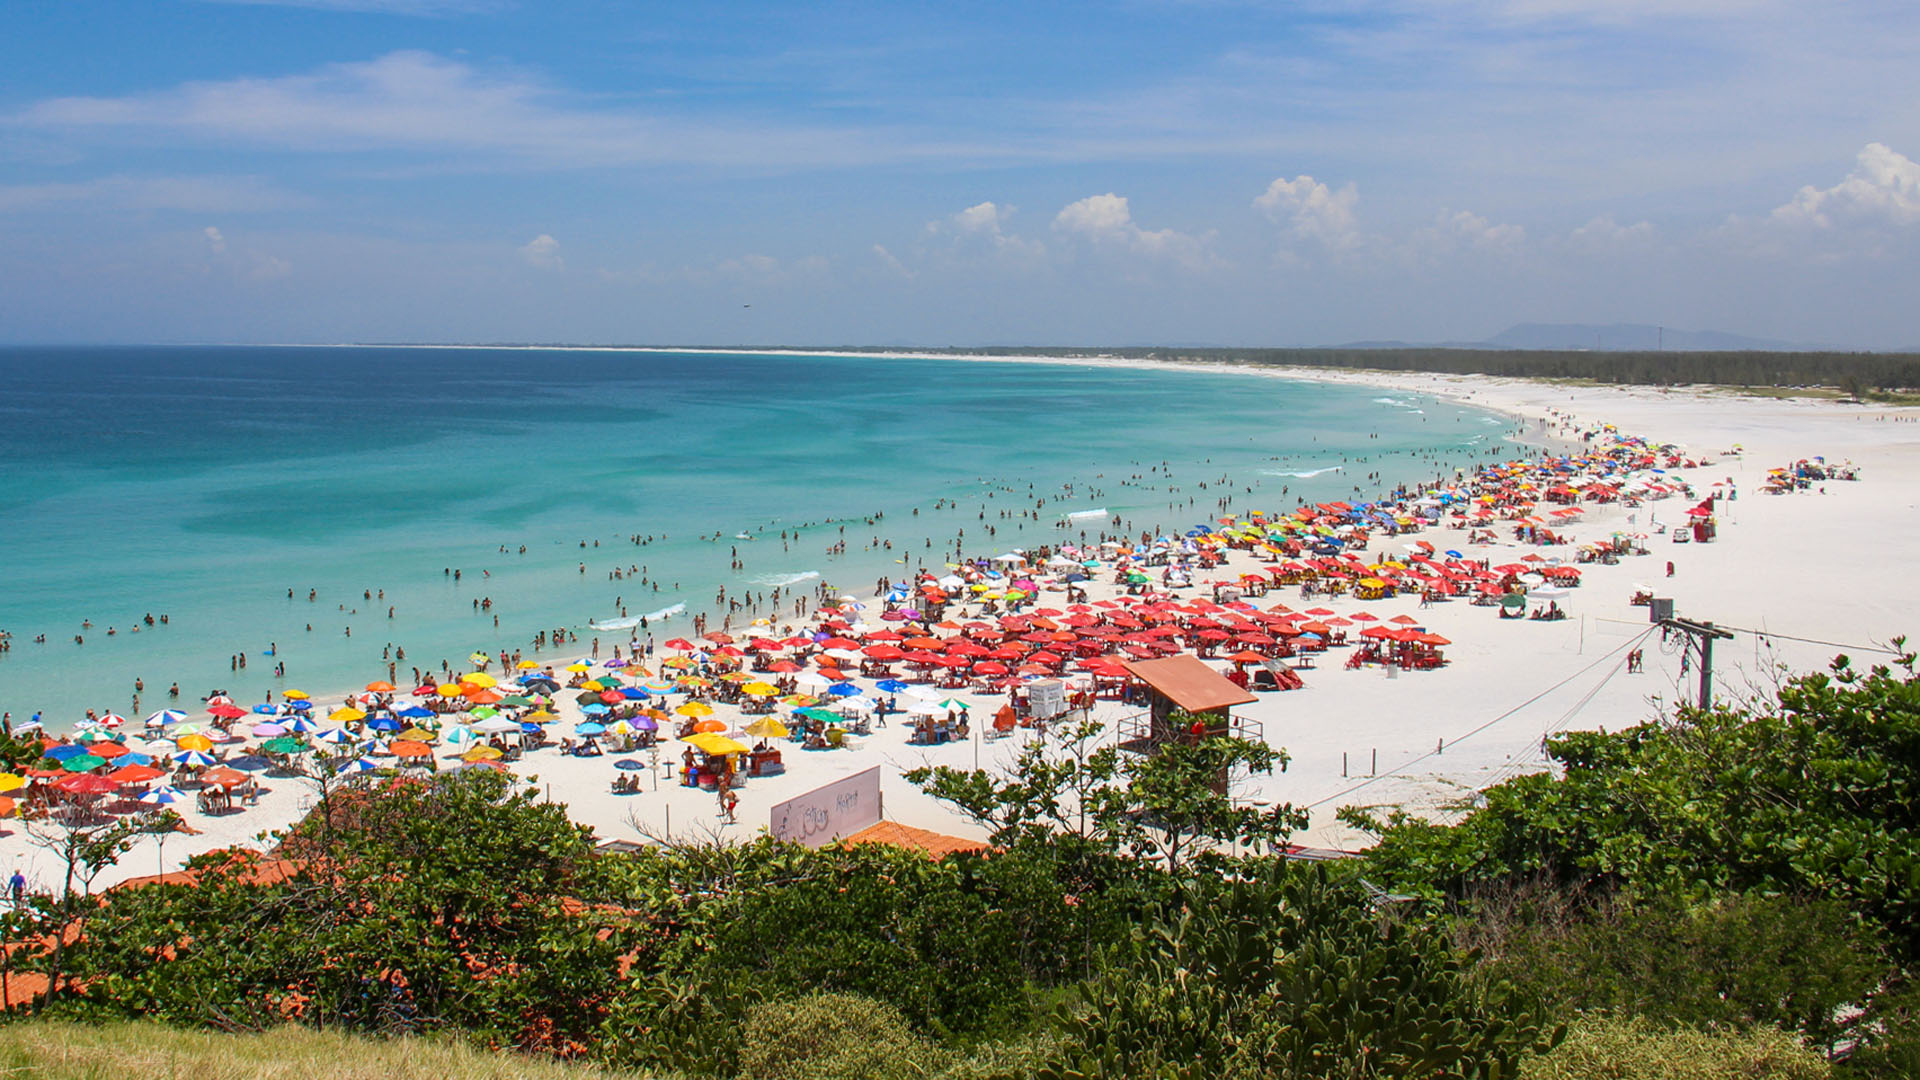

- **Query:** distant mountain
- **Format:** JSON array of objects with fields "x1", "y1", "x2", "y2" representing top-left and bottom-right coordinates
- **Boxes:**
[{"x1": 1481, "y1": 323, "x2": 1799, "y2": 351}]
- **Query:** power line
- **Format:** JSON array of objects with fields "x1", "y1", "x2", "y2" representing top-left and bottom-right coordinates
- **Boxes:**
[
  {"x1": 1463, "y1": 632, "x2": 1644, "y2": 802},
  {"x1": 1708, "y1": 624, "x2": 1904, "y2": 656},
  {"x1": 1306, "y1": 625, "x2": 1659, "y2": 810}
]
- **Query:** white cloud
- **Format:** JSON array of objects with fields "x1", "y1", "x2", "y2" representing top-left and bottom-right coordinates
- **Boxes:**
[
  {"x1": 1566, "y1": 215, "x2": 1656, "y2": 252},
  {"x1": 1771, "y1": 142, "x2": 1920, "y2": 228},
  {"x1": 871, "y1": 244, "x2": 912, "y2": 278},
  {"x1": 204, "y1": 226, "x2": 227, "y2": 253},
  {"x1": 707, "y1": 253, "x2": 830, "y2": 284},
  {"x1": 248, "y1": 253, "x2": 294, "y2": 280},
  {"x1": 200, "y1": 0, "x2": 499, "y2": 14},
  {"x1": 952, "y1": 201, "x2": 1012, "y2": 235},
  {"x1": 923, "y1": 200, "x2": 1046, "y2": 263},
  {"x1": 10, "y1": 51, "x2": 949, "y2": 171},
  {"x1": 1053, "y1": 193, "x2": 1216, "y2": 269},
  {"x1": 1054, "y1": 193, "x2": 1135, "y2": 237},
  {"x1": 0, "y1": 174, "x2": 308, "y2": 214},
  {"x1": 519, "y1": 233, "x2": 562, "y2": 270},
  {"x1": 1423, "y1": 208, "x2": 1526, "y2": 254},
  {"x1": 1254, "y1": 174, "x2": 1361, "y2": 249}
]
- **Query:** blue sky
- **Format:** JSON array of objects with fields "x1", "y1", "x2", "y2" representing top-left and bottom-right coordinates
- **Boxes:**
[{"x1": 3, "y1": 0, "x2": 1918, "y2": 346}]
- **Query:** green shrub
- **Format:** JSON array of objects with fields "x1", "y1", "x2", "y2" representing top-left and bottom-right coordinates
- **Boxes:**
[
  {"x1": 1036, "y1": 864, "x2": 1561, "y2": 1080},
  {"x1": 1465, "y1": 888, "x2": 1888, "y2": 1054},
  {"x1": 1518, "y1": 1016, "x2": 1829, "y2": 1080},
  {"x1": 739, "y1": 992, "x2": 946, "y2": 1080}
]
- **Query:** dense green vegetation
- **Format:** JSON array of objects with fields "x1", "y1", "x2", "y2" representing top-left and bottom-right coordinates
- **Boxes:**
[
  {"x1": 769, "y1": 344, "x2": 1920, "y2": 394},
  {"x1": 4, "y1": 656, "x2": 1917, "y2": 1077}
]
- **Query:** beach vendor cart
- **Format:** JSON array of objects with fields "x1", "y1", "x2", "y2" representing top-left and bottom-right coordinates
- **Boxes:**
[{"x1": 682, "y1": 732, "x2": 749, "y2": 790}]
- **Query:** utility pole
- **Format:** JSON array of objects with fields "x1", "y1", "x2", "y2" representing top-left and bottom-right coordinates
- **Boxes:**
[{"x1": 1660, "y1": 614, "x2": 1734, "y2": 709}]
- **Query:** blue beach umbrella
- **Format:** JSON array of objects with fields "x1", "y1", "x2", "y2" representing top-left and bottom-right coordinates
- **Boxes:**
[
  {"x1": 251, "y1": 704, "x2": 280, "y2": 715},
  {"x1": 397, "y1": 705, "x2": 434, "y2": 719},
  {"x1": 826, "y1": 682, "x2": 861, "y2": 697},
  {"x1": 171, "y1": 750, "x2": 217, "y2": 766},
  {"x1": 621, "y1": 687, "x2": 650, "y2": 699},
  {"x1": 145, "y1": 709, "x2": 188, "y2": 726},
  {"x1": 581, "y1": 703, "x2": 610, "y2": 716},
  {"x1": 876, "y1": 679, "x2": 910, "y2": 693},
  {"x1": 43, "y1": 745, "x2": 88, "y2": 761},
  {"x1": 140, "y1": 786, "x2": 186, "y2": 806},
  {"x1": 367, "y1": 715, "x2": 402, "y2": 732},
  {"x1": 613, "y1": 758, "x2": 647, "y2": 771},
  {"x1": 576, "y1": 721, "x2": 607, "y2": 736}
]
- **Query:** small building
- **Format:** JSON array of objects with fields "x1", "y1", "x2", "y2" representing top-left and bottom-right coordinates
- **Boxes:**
[{"x1": 1119, "y1": 654, "x2": 1260, "y2": 754}]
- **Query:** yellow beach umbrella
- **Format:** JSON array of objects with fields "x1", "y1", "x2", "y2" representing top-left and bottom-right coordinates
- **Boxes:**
[
  {"x1": 565, "y1": 663, "x2": 593, "y2": 674},
  {"x1": 521, "y1": 710, "x2": 557, "y2": 724},
  {"x1": 741, "y1": 682, "x2": 779, "y2": 697},
  {"x1": 686, "y1": 733, "x2": 749, "y2": 756},
  {"x1": 330, "y1": 706, "x2": 367, "y2": 723},
  {"x1": 675, "y1": 702, "x2": 714, "y2": 718},
  {"x1": 0, "y1": 774, "x2": 25, "y2": 793},
  {"x1": 462, "y1": 746, "x2": 503, "y2": 762},
  {"x1": 282, "y1": 689, "x2": 310, "y2": 701},
  {"x1": 436, "y1": 684, "x2": 464, "y2": 698},
  {"x1": 398, "y1": 727, "x2": 438, "y2": 743},
  {"x1": 462, "y1": 672, "x2": 497, "y2": 688},
  {"x1": 517, "y1": 659, "x2": 542, "y2": 670},
  {"x1": 175, "y1": 734, "x2": 213, "y2": 752},
  {"x1": 744, "y1": 717, "x2": 789, "y2": 739}
]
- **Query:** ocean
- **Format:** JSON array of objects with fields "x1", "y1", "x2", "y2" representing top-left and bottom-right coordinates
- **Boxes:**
[{"x1": 0, "y1": 346, "x2": 1514, "y2": 725}]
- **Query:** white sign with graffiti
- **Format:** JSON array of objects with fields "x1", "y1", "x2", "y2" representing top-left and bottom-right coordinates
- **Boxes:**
[{"x1": 768, "y1": 766, "x2": 883, "y2": 848}]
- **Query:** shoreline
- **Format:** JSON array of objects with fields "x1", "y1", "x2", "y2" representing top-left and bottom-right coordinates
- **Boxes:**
[{"x1": 7, "y1": 355, "x2": 1917, "y2": 895}]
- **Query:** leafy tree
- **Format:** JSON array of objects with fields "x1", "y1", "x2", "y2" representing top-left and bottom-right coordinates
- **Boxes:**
[
  {"x1": 1345, "y1": 645, "x2": 1920, "y2": 958},
  {"x1": 48, "y1": 769, "x2": 625, "y2": 1051},
  {"x1": 906, "y1": 716, "x2": 1305, "y2": 875},
  {"x1": 1035, "y1": 863, "x2": 1561, "y2": 1080},
  {"x1": 18, "y1": 807, "x2": 148, "y2": 1006}
]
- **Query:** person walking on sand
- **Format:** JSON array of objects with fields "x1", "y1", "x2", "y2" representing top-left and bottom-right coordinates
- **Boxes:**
[{"x1": 9, "y1": 868, "x2": 25, "y2": 909}]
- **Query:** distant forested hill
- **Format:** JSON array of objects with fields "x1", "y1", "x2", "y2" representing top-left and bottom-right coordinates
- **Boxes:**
[{"x1": 764, "y1": 345, "x2": 1920, "y2": 393}]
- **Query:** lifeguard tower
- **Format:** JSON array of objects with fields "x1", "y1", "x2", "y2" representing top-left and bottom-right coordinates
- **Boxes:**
[{"x1": 1117, "y1": 654, "x2": 1260, "y2": 755}]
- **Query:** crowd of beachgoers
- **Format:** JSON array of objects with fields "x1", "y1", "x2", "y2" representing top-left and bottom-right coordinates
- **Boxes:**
[{"x1": 7, "y1": 356, "x2": 1906, "y2": 895}]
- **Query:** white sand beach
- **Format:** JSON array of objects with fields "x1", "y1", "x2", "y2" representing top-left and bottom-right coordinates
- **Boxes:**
[{"x1": 6, "y1": 365, "x2": 1917, "y2": 893}]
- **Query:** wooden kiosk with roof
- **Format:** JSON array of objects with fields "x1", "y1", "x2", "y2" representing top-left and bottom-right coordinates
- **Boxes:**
[{"x1": 1117, "y1": 654, "x2": 1260, "y2": 755}]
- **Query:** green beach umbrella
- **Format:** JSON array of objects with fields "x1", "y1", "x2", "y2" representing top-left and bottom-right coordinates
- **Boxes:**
[
  {"x1": 261, "y1": 736, "x2": 309, "y2": 755},
  {"x1": 62, "y1": 755, "x2": 107, "y2": 773},
  {"x1": 499, "y1": 695, "x2": 534, "y2": 707}
]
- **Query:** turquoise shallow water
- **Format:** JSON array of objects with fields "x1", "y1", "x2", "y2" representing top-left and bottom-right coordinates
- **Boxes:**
[{"x1": 0, "y1": 346, "x2": 1515, "y2": 726}]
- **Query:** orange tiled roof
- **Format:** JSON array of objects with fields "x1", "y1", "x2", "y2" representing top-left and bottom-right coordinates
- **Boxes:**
[{"x1": 841, "y1": 821, "x2": 990, "y2": 859}]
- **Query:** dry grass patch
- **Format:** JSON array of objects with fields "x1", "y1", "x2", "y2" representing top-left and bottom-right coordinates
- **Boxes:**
[{"x1": 0, "y1": 1021, "x2": 662, "y2": 1080}]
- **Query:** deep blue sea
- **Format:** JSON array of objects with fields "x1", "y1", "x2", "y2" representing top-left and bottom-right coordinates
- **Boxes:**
[{"x1": 0, "y1": 346, "x2": 1515, "y2": 726}]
